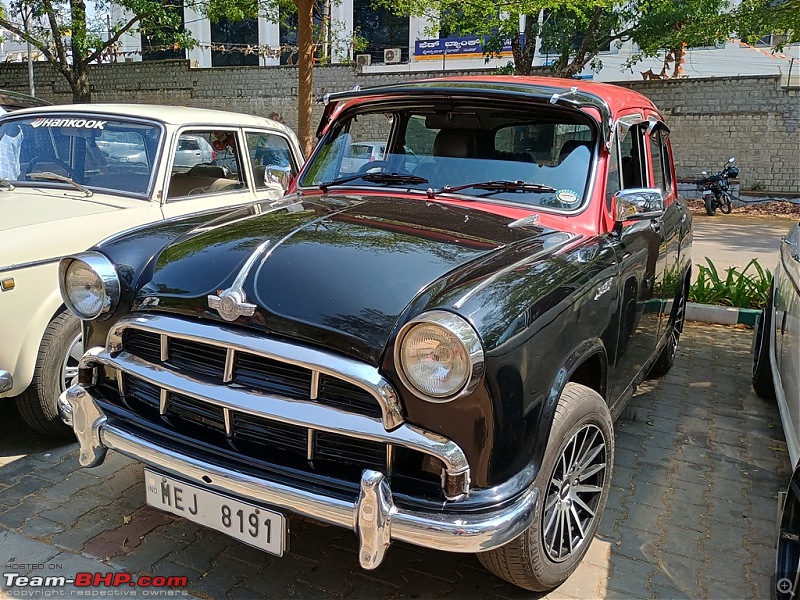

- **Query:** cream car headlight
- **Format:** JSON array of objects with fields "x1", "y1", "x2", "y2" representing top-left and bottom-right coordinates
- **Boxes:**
[
  {"x1": 59, "y1": 252, "x2": 120, "y2": 320},
  {"x1": 395, "y1": 311, "x2": 484, "y2": 402}
]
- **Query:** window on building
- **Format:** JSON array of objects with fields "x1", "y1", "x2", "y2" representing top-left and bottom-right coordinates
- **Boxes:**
[
  {"x1": 211, "y1": 18, "x2": 259, "y2": 66},
  {"x1": 353, "y1": 0, "x2": 410, "y2": 63}
]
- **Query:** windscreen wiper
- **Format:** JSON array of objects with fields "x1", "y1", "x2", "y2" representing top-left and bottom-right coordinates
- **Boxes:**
[
  {"x1": 28, "y1": 171, "x2": 93, "y2": 197},
  {"x1": 320, "y1": 172, "x2": 428, "y2": 192},
  {"x1": 428, "y1": 180, "x2": 557, "y2": 199}
]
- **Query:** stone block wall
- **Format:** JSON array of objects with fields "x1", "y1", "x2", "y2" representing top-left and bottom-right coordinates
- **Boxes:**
[{"x1": 0, "y1": 61, "x2": 797, "y2": 192}]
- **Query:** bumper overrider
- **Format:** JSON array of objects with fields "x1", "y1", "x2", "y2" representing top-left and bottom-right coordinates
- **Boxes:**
[{"x1": 59, "y1": 352, "x2": 539, "y2": 569}]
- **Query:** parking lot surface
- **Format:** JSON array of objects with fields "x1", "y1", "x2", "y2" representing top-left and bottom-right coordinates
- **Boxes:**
[{"x1": 0, "y1": 323, "x2": 790, "y2": 599}]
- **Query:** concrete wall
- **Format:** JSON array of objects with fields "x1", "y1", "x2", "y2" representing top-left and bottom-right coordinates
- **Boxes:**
[{"x1": 0, "y1": 61, "x2": 797, "y2": 192}]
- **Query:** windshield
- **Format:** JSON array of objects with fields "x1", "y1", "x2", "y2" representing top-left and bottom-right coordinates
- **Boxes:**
[
  {"x1": 0, "y1": 115, "x2": 161, "y2": 196},
  {"x1": 299, "y1": 103, "x2": 596, "y2": 210}
]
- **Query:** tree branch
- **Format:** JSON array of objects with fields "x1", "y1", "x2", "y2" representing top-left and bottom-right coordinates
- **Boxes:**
[
  {"x1": 41, "y1": 0, "x2": 70, "y2": 73},
  {"x1": 84, "y1": 13, "x2": 145, "y2": 64}
]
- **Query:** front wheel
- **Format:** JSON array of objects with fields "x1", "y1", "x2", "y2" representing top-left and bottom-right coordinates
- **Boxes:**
[
  {"x1": 704, "y1": 195, "x2": 717, "y2": 216},
  {"x1": 719, "y1": 193, "x2": 732, "y2": 214},
  {"x1": 15, "y1": 312, "x2": 81, "y2": 436},
  {"x1": 478, "y1": 383, "x2": 613, "y2": 591},
  {"x1": 647, "y1": 281, "x2": 687, "y2": 379}
]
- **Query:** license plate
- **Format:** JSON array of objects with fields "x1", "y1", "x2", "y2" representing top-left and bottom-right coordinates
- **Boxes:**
[{"x1": 144, "y1": 469, "x2": 285, "y2": 555}]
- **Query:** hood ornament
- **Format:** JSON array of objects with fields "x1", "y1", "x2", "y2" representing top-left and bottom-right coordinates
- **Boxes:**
[
  {"x1": 208, "y1": 288, "x2": 256, "y2": 322},
  {"x1": 207, "y1": 239, "x2": 272, "y2": 322}
]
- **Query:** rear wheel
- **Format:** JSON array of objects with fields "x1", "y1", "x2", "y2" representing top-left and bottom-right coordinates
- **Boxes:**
[
  {"x1": 752, "y1": 288, "x2": 776, "y2": 399},
  {"x1": 647, "y1": 280, "x2": 687, "y2": 379},
  {"x1": 16, "y1": 312, "x2": 81, "y2": 436},
  {"x1": 704, "y1": 195, "x2": 716, "y2": 216},
  {"x1": 777, "y1": 474, "x2": 800, "y2": 600},
  {"x1": 478, "y1": 383, "x2": 613, "y2": 591}
]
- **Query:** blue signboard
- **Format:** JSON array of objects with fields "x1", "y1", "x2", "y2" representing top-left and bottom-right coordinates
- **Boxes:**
[{"x1": 414, "y1": 35, "x2": 522, "y2": 59}]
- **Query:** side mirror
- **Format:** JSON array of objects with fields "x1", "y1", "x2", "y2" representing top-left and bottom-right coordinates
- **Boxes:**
[
  {"x1": 613, "y1": 188, "x2": 665, "y2": 223},
  {"x1": 701, "y1": 170, "x2": 708, "y2": 176},
  {"x1": 727, "y1": 157, "x2": 736, "y2": 164},
  {"x1": 266, "y1": 165, "x2": 292, "y2": 192}
]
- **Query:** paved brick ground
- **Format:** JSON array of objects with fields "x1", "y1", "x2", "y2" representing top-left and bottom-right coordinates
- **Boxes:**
[{"x1": 0, "y1": 323, "x2": 790, "y2": 599}]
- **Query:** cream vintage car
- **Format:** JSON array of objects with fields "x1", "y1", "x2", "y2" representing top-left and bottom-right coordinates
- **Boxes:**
[{"x1": 0, "y1": 104, "x2": 303, "y2": 434}]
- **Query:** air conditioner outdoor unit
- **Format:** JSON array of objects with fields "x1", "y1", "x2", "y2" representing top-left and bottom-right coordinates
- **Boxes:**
[
  {"x1": 384, "y1": 48, "x2": 402, "y2": 64},
  {"x1": 356, "y1": 54, "x2": 371, "y2": 67}
]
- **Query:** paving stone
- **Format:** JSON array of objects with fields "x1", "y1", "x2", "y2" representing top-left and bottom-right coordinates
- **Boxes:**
[
  {"x1": 701, "y1": 550, "x2": 752, "y2": 591},
  {"x1": 699, "y1": 577, "x2": 751, "y2": 600},
  {"x1": 49, "y1": 514, "x2": 114, "y2": 553},
  {"x1": 238, "y1": 553, "x2": 317, "y2": 597},
  {"x1": 40, "y1": 491, "x2": 113, "y2": 526},
  {"x1": 0, "y1": 530, "x2": 61, "y2": 566},
  {"x1": 169, "y1": 528, "x2": 236, "y2": 572},
  {"x1": 650, "y1": 582, "x2": 701, "y2": 599},
  {"x1": 627, "y1": 482, "x2": 669, "y2": 511},
  {"x1": 109, "y1": 532, "x2": 190, "y2": 574},
  {"x1": 552, "y1": 562, "x2": 607, "y2": 598},
  {"x1": 0, "y1": 474, "x2": 55, "y2": 506},
  {"x1": 91, "y1": 463, "x2": 145, "y2": 499},
  {"x1": 652, "y1": 551, "x2": 702, "y2": 593},
  {"x1": 346, "y1": 571, "x2": 400, "y2": 599},
  {"x1": 17, "y1": 516, "x2": 66, "y2": 539},
  {"x1": 621, "y1": 503, "x2": 663, "y2": 535},
  {"x1": 657, "y1": 527, "x2": 705, "y2": 560},
  {"x1": 605, "y1": 586, "x2": 652, "y2": 599},
  {"x1": 0, "y1": 494, "x2": 59, "y2": 530},
  {"x1": 35, "y1": 471, "x2": 101, "y2": 503},
  {"x1": 613, "y1": 527, "x2": 660, "y2": 562},
  {"x1": 31, "y1": 443, "x2": 79, "y2": 465},
  {"x1": 83, "y1": 505, "x2": 175, "y2": 559},
  {"x1": 608, "y1": 555, "x2": 657, "y2": 598}
]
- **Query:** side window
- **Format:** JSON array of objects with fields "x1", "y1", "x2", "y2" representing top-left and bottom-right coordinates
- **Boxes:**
[
  {"x1": 619, "y1": 124, "x2": 647, "y2": 189},
  {"x1": 649, "y1": 132, "x2": 665, "y2": 192},
  {"x1": 167, "y1": 130, "x2": 244, "y2": 199},
  {"x1": 606, "y1": 136, "x2": 621, "y2": 210},
  {"x1": 246, "y1": 131, "x2": 295, "y2": 191}
]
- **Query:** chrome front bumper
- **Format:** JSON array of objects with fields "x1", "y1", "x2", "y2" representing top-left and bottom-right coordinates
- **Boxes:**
[
  {"x1": 61, "y1": 384, "x2": 539, "y2": 569},
  {"x1": 0, "y1": 369, "x2": 12, "y2": 394}
]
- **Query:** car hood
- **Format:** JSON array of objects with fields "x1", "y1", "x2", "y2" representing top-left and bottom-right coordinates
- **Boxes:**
[
  {"x1": 0, "y1": 187, "x2": 139, "y2": 232},
  {"x1": 137, "y1": 195, "x2": 567, "y2": 364}
]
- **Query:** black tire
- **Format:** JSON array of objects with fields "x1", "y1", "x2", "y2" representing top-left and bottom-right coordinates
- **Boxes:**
[
  {"x1": 777, "y1": 475, "x2": 800, "y2": 600},
  {"x1": 15, "y1": 312, "x2": 81, "y2": 437},
  {"x1": 478, "y1": 383, "x2": 613, "y2": 592},
  {"x1": 647, "y1": 280, "x2": 687, "y2": 379},
  {"x1": 719, "y1": 194, "x2": 732, "y2": 214},
  {"x1": 752, "y1": 291, "x2": 776, "y2": 399},
  {"x1": 704, "y1": 195, "x2": 716, "y2": 216}
]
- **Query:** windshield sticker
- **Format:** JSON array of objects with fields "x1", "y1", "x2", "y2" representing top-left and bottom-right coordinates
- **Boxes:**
[
  {"x1": 30, "y1": 118, "x2": 107, "y2": 130},
  {"x1": 555, "y1": 189, "x2": 580, "y2": 206}
]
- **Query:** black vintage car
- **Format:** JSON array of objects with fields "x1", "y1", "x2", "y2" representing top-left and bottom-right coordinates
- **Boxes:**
[{"x1": 58, "y1": 77, "x2": 692, "y2": 591}]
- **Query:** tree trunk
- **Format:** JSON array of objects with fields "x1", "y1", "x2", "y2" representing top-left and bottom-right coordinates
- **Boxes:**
[
  {"x1": 511, "y1": 15, "x2": 537, "y2": 75},
  {"x1": 671, "y1": 44, "x2": 686, "y2": 78},
  {"x1": 69, "y1": 0, "x2": 91, "y2": 102},
  {"x1": 297, "y1": 0, "x2": 315, "y2": 157},
  {"x1": 71, "y1": 66, "x2": 91, "y2": 103}
]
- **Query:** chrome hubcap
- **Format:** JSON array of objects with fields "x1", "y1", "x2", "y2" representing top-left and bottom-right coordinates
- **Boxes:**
[
  {"x1": 61, "y1": 333, "x2": 83, "y2": 392},
  {"x1": 543, "y1": 423, "x2": 607, "y2": 562}
]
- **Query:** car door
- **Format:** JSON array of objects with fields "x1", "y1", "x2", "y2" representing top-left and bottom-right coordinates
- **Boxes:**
[
  {"x1": 778, "y1": 224, "x2": 800, "y2": 440},
  {"x1": 607, "y1": 119, "x2": 665, "y2": 399},
  {"x1": 647, "y1": 122, "x2": 685, "y2": 343}
]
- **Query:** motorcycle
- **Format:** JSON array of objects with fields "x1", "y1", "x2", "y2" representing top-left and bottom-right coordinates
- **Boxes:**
[{"x1": 699, "y1": 157, "x2": 740, "y2": 216}]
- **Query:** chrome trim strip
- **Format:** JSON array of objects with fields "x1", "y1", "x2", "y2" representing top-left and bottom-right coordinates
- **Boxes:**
[
  {"x1": 224, "y1": 408, "x2": 232, "y2": 437},
  {"x1": 386, "y1": 444, "x2": 394, "y2": 476},
  {"x1": 107, "y1": 314, "x2": 404, "y2": 430},
  {"x1": 223, "y1": 348, "x2": 234, "y2": 383},
  {"x1": 310, "y1": 371, "x2": 320, "y2": 400},
  {"x1": 307, "y1": 429, "x2": 315, "y2": 461},
  {"x1": 0, "y1": 256, "x2": 61, "y2": 274},
  {"x1": 65, "y1": 384, "x2": 537, "y2": 566},
  {"x1": 80, "y1": 349, "x2": 469, "y2": 493},
  {"x1": 159, "y1": 388, "x2": 168, "y2": 415},
  {"x1": 160, "y1": 335, "x2": 169, "y2": 362}
]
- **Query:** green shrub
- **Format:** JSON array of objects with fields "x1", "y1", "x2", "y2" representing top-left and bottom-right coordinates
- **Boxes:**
[{"x1": 689, "y1": 258, "x2": 773, "y2": 309}]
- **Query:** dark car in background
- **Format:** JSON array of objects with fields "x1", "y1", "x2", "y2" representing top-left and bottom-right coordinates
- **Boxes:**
[
  {"x1": 752, "y1": 222, "x2": 800, "y2": 599},
  {"x1": 0, "y1": 89, "x2": 51, "y2": 113},
  {"x1": 57, "y1": 76, "x2": 692, "y2": 592}
]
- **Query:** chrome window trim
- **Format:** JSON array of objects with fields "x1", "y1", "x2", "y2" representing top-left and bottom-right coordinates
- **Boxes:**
[
  {"x1": 0, "y1": 256, "x2": 61, "y2": 274},
  {"x1": 106, "y1": 313, "x2": 404, "y2": 430}
]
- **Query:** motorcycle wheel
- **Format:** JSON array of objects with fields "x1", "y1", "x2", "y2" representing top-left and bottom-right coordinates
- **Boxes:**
[
  {"x1": 719, "y1": 194, "x2": 732, "y2": 214},
  {"x1": 704, "y1": 195, "x2": 716, "y2": 216}
]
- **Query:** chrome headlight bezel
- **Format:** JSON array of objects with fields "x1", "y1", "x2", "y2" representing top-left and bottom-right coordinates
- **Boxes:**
[
  {"x1": 59, "y1": 252, "x2": 120, "y2": 320},
  {"x1": 394, "y1": 310, "x2": 485, "y2": 403}
]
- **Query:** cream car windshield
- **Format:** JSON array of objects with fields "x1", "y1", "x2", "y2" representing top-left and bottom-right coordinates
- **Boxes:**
[
  {"x1": 0, "y1": 116, "x2": 161, "y2": 197},
  {"x1": 300, "y1": 106, "x2": 596, "y2": 210}
]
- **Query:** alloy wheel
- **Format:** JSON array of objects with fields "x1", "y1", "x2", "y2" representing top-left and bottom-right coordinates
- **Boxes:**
[
  {"x1": 61, "y1": 332, "x2": 83, "y2": 392},
  {"x1": 542, "y1": 423, "x2": 608, "y2": 562}
]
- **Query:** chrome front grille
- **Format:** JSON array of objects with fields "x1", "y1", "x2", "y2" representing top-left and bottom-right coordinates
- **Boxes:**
[{"x1": 91, "y1": 314, "x2": 471, "y2": 500}]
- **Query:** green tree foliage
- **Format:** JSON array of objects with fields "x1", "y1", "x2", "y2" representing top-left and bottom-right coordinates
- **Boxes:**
[
  {"x1": 735, "y1": 0, "x2": 799, "y2": 49},
  {"x1": 0, "y1": 0, "x2": 195, "y2": 101}
]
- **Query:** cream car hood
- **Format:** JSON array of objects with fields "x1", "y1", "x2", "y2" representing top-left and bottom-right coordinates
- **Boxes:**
[{"x1": 0, "y1": 188, "x2": 160, "y2": 267}]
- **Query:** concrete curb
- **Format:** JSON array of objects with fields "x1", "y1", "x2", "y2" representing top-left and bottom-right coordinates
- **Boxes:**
[{"x1": 686, "y1": 302, "x2": 761, "y2": 327}]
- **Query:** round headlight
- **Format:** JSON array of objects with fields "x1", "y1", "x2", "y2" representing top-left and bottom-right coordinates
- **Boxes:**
[
  {"x1": 396, "y1": 311, "x2": 484, "y2": 402},
  {"x1": 59, "y1": 253, "x2": 120, "y2": 320}
]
